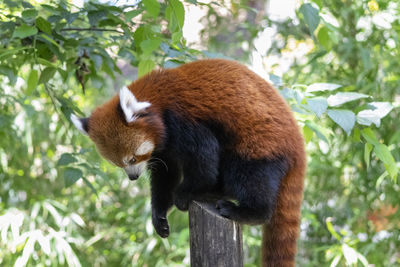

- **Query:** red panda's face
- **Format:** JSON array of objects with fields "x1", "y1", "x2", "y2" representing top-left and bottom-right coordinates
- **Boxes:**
[{"x1": 71, "y1": 87, "x2": 161, "y2": 180}]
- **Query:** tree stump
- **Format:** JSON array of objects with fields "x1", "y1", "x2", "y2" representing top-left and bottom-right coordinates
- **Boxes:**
[{"x1": 188, "y1": 201, "x2": 243, "y2": 267}]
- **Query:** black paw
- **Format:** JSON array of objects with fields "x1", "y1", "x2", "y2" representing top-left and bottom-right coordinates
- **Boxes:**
[
  {"x1": 216, "y1": 200, "x2": 237, "y2": 219},
  {"x1": 152, "y1": 215, "x2": 170, "y2": 238},
  {"x1": 174, "y1": 192, "x2": 191, "y2": 211}
]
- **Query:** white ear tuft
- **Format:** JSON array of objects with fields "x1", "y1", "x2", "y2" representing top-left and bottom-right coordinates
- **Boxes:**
[
  {"x1": 71, "y1": 114, "x2": 89, "y2": 135},
  {"x1": 119, "y1": 86, "x2": 151, "y2": 123}
]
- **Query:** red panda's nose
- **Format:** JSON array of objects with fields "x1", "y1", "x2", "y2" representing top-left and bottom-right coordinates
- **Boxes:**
[{"x1": 128, "y1": 174, "x2": 139, "y2": 181}]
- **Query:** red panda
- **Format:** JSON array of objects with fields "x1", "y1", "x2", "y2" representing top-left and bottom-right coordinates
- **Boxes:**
[{"x1": 71, "y1": 59, "x2": 306, "y2": 267}]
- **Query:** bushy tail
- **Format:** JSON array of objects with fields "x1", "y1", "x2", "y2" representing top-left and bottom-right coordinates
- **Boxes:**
[{"x1": 261, "y1": 159, "x2": 306, "y2": 267}]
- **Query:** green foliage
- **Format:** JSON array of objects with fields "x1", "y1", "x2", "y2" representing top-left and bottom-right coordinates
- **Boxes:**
[
  {"x1": 0, "y1": 0, "x2": 399, "y2": 266},
  {"x1": 299, "y1": 3, "x2": 320, "y2": 35}
]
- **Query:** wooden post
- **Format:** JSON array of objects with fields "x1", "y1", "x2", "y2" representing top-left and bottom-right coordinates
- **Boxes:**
[{"x1": 188, "y1": 201, "x2": 243, "y2": 267}]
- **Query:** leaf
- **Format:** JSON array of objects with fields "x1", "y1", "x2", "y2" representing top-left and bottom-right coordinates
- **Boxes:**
[
  {"x1": 140, "y1": 38, "x2": 162, "y2": 56},
  {"x1": 82, "y1": 177, "x2": 97, "y2": 195},
  {"x1": 36, "y1": 17, "x2": 52, "y2": 35},
  {"x1": 357, "y1": 102, "x2": 394, "y2": 127},
  {"x1": 303, "y1": 125, "x2": 314, "y2": 143},
  {"x1": 88, "y1": 10, "x2": 107, "y2": 26},
  {"x1": 171, "y1": 0, "x2": 185, "y2": 28},
  {"x1": 22, "y1": 9, "x2": 38, "y2": 20},
  {"x1": 374, "y1": 144, "x2": 397, "y2": 180},
  {"x1": 143, "y1": 0, "x2": 160, "y2": 18},
  {"x1": 202, "y1": 50, "x2": 230, "y2": 59},
  {"x1": 326, "y1": 217, "x2": 341, "y2": 241},
  {"x1": 327, "y1": 92, "x2": 369, "y2": 107},
  {"x1": 64, "y1": 167, "x2": 82, "y2": 187},
  {"x1": 12, "y1": 24, "x2": 38, "y2": 38},
  {"x1": 342, "y1": 244, "x2": 358, "y2": 265},
  {"x1": 299, "y1": 3, "x2": 320, "y2": 34},
  {"x1": 91, "y1": 54, "x2": 103, "y2": 69},
  {"x1": 166, "y1": 0, "x2": 185, "y2": 32},
  {"x1": 0, "y1": 66, "x2": 16, "y2": 84},
  {"x1": 307, "y1": 83, "x2": 342, "y2": 92},
  {"x1": 364, "y1": 143, "x2": 372, "y2": 168},
  {"x1": 38, "y1": 67, "x2": 56, "y2": 84},
  {"x1": 269, "y1": 74, "x2": 282, "y2": 87},
  {"x1": 361, "y1": 128, "x2": 379, "y2": 146},
  {"x1": 163, "y1": 60, "x2": 181, "y2": 69},
  {"x1": 26, "y1": 70, "x2": 38, "y2": 95},
  {"x1": 353, "y1": 127, "x2": 361, "y2": 142},
  {"x1": 125, "y1": 9, "x2": 143, "y2": 21},
  {"x1": 39, "y1": 34, "x2": 60, "y2": 50},
  {"x1": 327, "y1": 109, "x2": 355, "y2": 135},
  {"x1": 138, "y1": 60, "x2": 155, "y2": 78},
  {"x1": 37, "y1": 57, "x2": 57, "y2": 68},
  {"x1": 317, "y1": 26, "x2": 331, "y2": 50},
  {"x1": 305, "y1": 120, "x2": 329, "y2": 143},
  {"x1": 171, "y1": 31, "x2": 182, "y2": 44},
  {"x1": 306, "y1": 97, "x2": 328, "y2": 117},
  {"x1": 58, "y1": 153, "x2": 77, "y2": 166}
]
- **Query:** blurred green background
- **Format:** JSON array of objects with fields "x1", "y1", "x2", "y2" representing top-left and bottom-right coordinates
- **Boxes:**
[{"x1": 0, "y1": 0, "x2": 399, "y2": 266}]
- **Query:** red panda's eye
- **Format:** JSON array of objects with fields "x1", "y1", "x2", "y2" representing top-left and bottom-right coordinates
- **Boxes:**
[{"x1": 129, "y1": 157, "x2": 136, "y2": 165}]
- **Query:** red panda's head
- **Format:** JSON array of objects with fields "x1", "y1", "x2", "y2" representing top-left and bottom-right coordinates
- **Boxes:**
[{"x1": 71, "y1": 87, "x2": 164, "y2": 180}]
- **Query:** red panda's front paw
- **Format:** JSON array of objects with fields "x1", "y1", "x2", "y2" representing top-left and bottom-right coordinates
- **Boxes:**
[{"x1": 152, "y1": 215, "x2": 170, "y2": 238}]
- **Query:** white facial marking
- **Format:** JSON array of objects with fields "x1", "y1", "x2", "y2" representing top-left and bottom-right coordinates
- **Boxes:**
[
  {"x1": 136, "y1": 141, "x2": 154, "y2": 156},
  {"x1": 119, "y1": 86, "x2": 151, "y2": 123},
  {"x1": 70, "y1": 114, "x2": 88, "y2": 135},
  {"x1": 124, "y1": 161, "x2": 148, "y2": 177}
]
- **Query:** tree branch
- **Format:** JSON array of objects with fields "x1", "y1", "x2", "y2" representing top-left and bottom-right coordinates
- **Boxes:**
[{"x1": 60, "y1": 28, "x2": 124, "y2": 34}]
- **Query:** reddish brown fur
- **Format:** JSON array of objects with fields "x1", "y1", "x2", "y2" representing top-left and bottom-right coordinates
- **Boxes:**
[
  {"x1": 88, "y1": 97, "x2": 164, "y2": 167},
  {"x1": 88, "y1": 59, "x2": 306, "y2": 266}
]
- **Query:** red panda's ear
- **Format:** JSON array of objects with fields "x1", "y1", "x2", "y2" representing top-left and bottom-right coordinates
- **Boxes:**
[
  {"x1": 119, "y1": 86, "x2": 151, "y2": 123},
  {"x1": 71, "y1": 114, "x2": 89, "y2": 135}
]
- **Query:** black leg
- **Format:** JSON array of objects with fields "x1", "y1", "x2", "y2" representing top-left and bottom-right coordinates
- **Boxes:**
[
  {"x1": 149, "y1": 154, "x2": 181, "y2": 238},
  {"x1": 216, "y1": 155, "x2": 289, "y2": 224},
  {"x1": 174, "y1": 151, "x2": 220, "y2": 210},
  {"x1": 161, "y1": 110, "x2": 221, "y2": 211}
]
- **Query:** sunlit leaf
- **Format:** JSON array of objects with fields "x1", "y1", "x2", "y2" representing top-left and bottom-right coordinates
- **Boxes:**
[
  {"x1": 307, "y1": 83, "x2": 342, "y2": 92},
  {"x1": 143, "y1": 0, "x2": 160, "y2": 18},
  {"x1": 327, "y1": 92, "x2": 369, "y2": 107},
  {"x1": 303, "y1": 125, "x2": 314, "y2": 143},
  {"x1": 357, "y1": 102, "x2": 394, "y2": 127},
  {"x1": 125, "y1": 9, "x2": 143, "y2": 21},
  {"x1": 317, "y1": 26, "x2": 331, "y2": 50},
  {"x1": 269, "y1": 74, "x2": 282, "y2": 87},
  {"x1": 166, "y1": 0, "x2": 185, "y2": 32},
  {"x1": 374, "y1": 144, "x2": 397, "y2": 180},
  {"x1": 306, "y1": 97, "x2": 328, "y2": 117},
  {"x1": 138, "y1": 59, "x2": 155, "y2": 78},
  {"x1": 12, "y1": 24, "x2": 38, "y2": 38},
  {"x1": 26, "y1": 70, "x2": 38, "y2": 95},
  {"x1": 361, "y1": 128, "x2": 379, "y2": 146},
  {"x1": 364, "y1": 143, "x2": 372, "y2": 168},
  {"x1": 326, "y1": 217, "x2": 341, "y2": 241},
  {"x1": 342, "y1": 244, "x2": 358, "y2": 265},
  {"x1": 22, "y1": 9, "x2": 38, "y2": 20},
  {"x1": 305, "y1": 120, "x2": 329, "y2": 143},
  {"x1": 327, "y1": 109, "x2": 355, "y2": 135},
  {"x1": 140, "y1": 38, "x2": 162, "y2": 56}
]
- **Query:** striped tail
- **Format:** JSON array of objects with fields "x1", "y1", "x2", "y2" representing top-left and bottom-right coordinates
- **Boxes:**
[{"x1": 261, "y1": 159, "x2": 306, "y2": 267}]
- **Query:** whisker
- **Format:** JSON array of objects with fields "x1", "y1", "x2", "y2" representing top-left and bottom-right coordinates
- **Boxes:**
[{"x1": 149, "y1": 157, "x2": 168, "y2": 171}]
